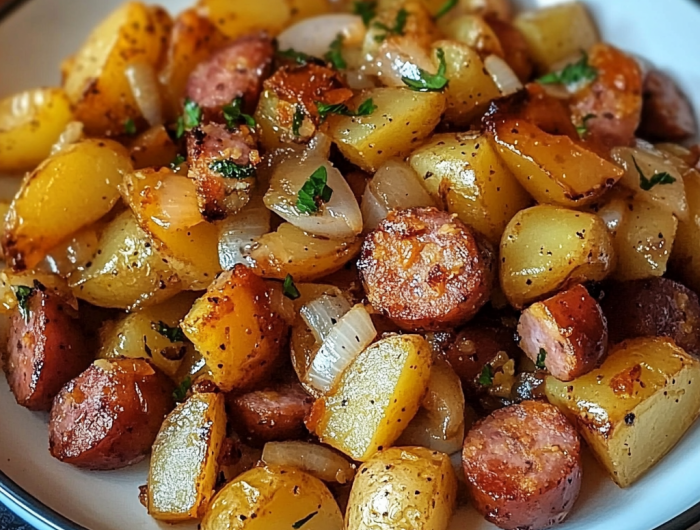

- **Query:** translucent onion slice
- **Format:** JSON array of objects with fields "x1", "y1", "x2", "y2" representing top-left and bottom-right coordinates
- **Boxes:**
[
  {"x1": 484, "y1": 54, "x2": 523, "y2": 97},
  {"x1": 125, "y1": 61, "x2": 163, "y2": 127},
  {"x1": 153, "y1": 175, "x2": 203, "y2": 231},
  {"x1": 267, "y1": 280, "x2": 296, "y2": 325},
  {"x1": 300, "y1": 293, "x2": 352, "y2": 343},
  {"x1": 397, "y1": 409, "x2": 465, "y2": 455},
  {"x1": 304, "y1": 304, "x2": 377, "y2": 394},
  {"x1": 304, "y1": 132, "x2": 333, "y2": 161},
  {"x1": 365, "y1": 37, "x2": 435, "y2": 88},
  {"x1": 422, "y1": 360, "x2": 466, "y2": 439},
  {"x1": 262, "y1": 441, "x2": 356, "y2": 484},
  {"x1": 50, "y1": 121, "x2": 84, "y2": 155},
  {"x1": 277, "y1": 14, "x2": 365, "y2": 59},
  {"x1": 218, "y1": 199, "x2": 272, "y2": 270}
]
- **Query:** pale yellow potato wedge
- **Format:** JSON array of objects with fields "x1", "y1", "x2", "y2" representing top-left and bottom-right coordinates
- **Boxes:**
[
  {"x1": 671, "y1": 168, "x2": 700, "y2": 292},
  {"x1": 197, "y1": 0, "x2": 291, "y2": 38}
]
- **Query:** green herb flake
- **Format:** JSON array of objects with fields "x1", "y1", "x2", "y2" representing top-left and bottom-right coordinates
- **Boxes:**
[
  {"x1": 402, "y1": 47, "x2": 449, "y2": 92},
  {"x1": 316, "y1": 98, "x2": 377, "y2": 121},
  {"x1": 170, "y1": 153, "x2": 186, "y2": 169},
  {"x1": 373, "y1": 8, "x2": 408, "y2": 42},
  {"x1": 575, "y1": 113, "x2": 597, "y2": 138},
  {"x1": 435, "y1": 0, "x2": 458, "y2": 19},
  {"x1": 297, "y1": 166, "x2": 333, "y2": 214},
  {"x1": 175, "y1": 98, "x2": 202, "y2": 139},
  {"x1": 325, "y1": 34, "x2": 347, "y2": 70},
  {"x1": 353, "y1": 0, "x2": 377, "y2": 26},
  {"x1": 124, "y1": 118, "x2": 137, "y2": 136},
  {"x1": 478, "y1": 364, "x2": 494, "y2": 387},
  {"x1": 538, "y1": 52, "x2": 598, "y2": 89},
  {"x1": 153, "y1": 321, "x2": 186, "y2": 343},
  {"x1": 223, "y1": 97, "x2": 256, "y2": 130},
  {"x1": 283, "y1": 274, "x2": 301, "y2": 300},
  {"x1": 292, "y1": 512, "x2": 319, "y2": 529},
  {"x1": 536, "y1": 348, "x2": 547, "y2": 370},
  {"x1": 13, "y1": 285, "x2": 34, "y2": 322},
  {"x1": 209, "y1": 159, "x2": 257, "y2": 180},
  {"x1": 633, "y1": 156, "x2": 677, "y2": 191},
  {"x1": 173, "y1": 376, "x2": 192, "y2": 402},
  {"x1": 292, "y1": 106, "x2": 306, "y2": 137}
]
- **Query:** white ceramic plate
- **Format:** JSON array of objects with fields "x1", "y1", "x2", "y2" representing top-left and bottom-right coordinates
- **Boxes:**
[{"x1": 1, "y1": 1, "x2": 700, "y2": 529}]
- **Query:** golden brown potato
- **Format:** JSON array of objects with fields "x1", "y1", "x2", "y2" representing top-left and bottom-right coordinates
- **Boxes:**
[
  {"x1": 409, "y1": 132, "x2": 531, "y2": 243},
  {"x1": 546, "y1": 337, "x2": 700, "y2": 487},
  {"x1": 0, "y1": 88, "x2": 73, "y2": 174},
  {"x1": 346, "y1": 447, "x2": 457, "y2": 530},
  {"x1": 129, "y1": 125, "x2": 180, "y2": 170},
  {"x1": 62, "y1": 2, "x2": 172, "y2": 136},
  {"x1": 327, "y1": 87, "x2": 446, "y2": 173},
  {"x1": 440, "y1": 14, "x2": 505, "y2": 58},
  {"x1": 197, "y1": 0, "x2": 291, "y2": 39},
  {"x1": 500, "y1": 205, "x2": 615, "y2": 309},
  {"x1": 3, "y1": 139, "x2": 133, "y2": 271},
  {"x1": 181, "y1": 265, "x2": 287, "y2": 392},
  {"x1": 308, "y1": 334, "x2": 432, "y2": 461},
  {"x1": 202, "y1": 465, "x2": 344, "y2": 530},
  {"x1": 148, "y1": 392, "x2": 227, "y2": 521}
]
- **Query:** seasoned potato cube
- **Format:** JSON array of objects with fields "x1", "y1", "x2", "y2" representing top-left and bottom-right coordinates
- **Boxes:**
[
  {"x1": 202, "y1": 465, "x2": 343, "y2": 530},
  {"x1": 671, "y1": 168, "x2": 700, "y2": 292},
  {"x1": 440, "y1": 15, "x2": 504, "y2": 57},
  {"x1": 309, "y1": 334, "x2": 432, "y2": 461},
  {"x1": 148, "y1": 392, "x2": 227, "y2": 521},
  {"x1": 514, "y1": 2, "x2": 599, "y2": 73},
  {"x1": 198, "y1": 0, "x2": 291, "y2": 39},
  {"x1": 546, "y1": 337, "x2": 700, "y2": 487},
  {"x1": 327, "y1": 87, "x2": 446, "y2": 173},
  {"x1": 347, "y1": 446, "x2": 457, "y2": 530},
  {"x1": 409, "y1": 132, "x2": 531, "y2": 243},
  {"x1": 129, "y1": 125, "x2": 179, "y2": 170},
  {"x1": 500, "y1": 205, "x2": 614, "y2": 309},
  {"x1": 3, "y1": 139, "x2": 132, "y2": 271},
  {"x1": 0, "y1": 88, "x2": 73, "y2": 174},
  {"x1": 181, "y1": 265, "x2": 287, "y2": 392},
  {"x1": 63, "y1": 2, "x2": 172, "y2": 136}
]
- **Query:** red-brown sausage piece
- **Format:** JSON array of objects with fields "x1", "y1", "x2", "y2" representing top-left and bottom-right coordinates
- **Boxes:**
[
  {"x1": 638, "y1": 70, "x2": 698, "y2": 142},
  {"x1": 462, "y1": 400, "x2": 582, "y2": 530},
  {"x1": 227, "y1": 380, "x2": 314, "y2": 447},
  {"x1": 186, "y1": 34, "x2": 274, "y2": 113},
  {"x1": 518, "y1": 284, "x2": 608, "y2": 381},
  {"x1": 358, "y1": 207, "x2": 494, "y2": 331},
  {"x1": 3, "y1": 286, "x2": 91, "y2": 411},
  {"x1": 49, "y1": 359, "x2": 174, "y2": 470}
]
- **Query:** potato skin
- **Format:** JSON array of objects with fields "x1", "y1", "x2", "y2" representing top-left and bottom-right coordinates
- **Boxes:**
[{"x1": 358, "y1": 207, "x2": 494, "y2": 331}]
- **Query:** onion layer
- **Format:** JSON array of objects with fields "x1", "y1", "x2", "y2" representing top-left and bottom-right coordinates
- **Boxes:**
[
  {"x1": 50, "y1": 121, "x2": 84, "y2": 155},
  {"x1": 277, "y1": 14, "x2": 365, "y2": 60},
  {"x1": 484, "y1": 54, "x2": 523, "y2": 97},
  {"x1": 125, "y1": 61, "x2": 163, "y2": 127},
  {"x1": 218, "y1": 199, "x2": 271, "y2": 270},
  {"x1": 300, "y1": 293, "x2": 352, "y2": 343},
  {"x1": 154, "y1": 175, "x2": 203, "y2": 231},
  {"x1": 262, "y1": 441, "x2": 356, "y2": 484}
]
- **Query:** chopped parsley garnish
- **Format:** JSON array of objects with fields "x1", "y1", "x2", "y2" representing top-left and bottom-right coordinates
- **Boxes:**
[
  {"x1": 316, "y1": 98, "x2": 377, "y2": 121},
  {"x1": 209, "y1": 159, "x2": 257, "y2": 180},
  {"x1": 536, "y1": 348, "x2": 547, "y2": 370},
  {"x1": 292, "y1": 512, "x2": 319, "y2": 529},
  {"x1": 175, "y1": 98, "x2": 202, "y2": 139},
  {"x1": 353, "y1": 0, "x2": 377, "y2": 26},
  {"x1": 373, "y1": 8, "x2": 408, "y2": 42},
  {"x1": 173, "y1": 376, "x2": 192, "y2": 402},
  {"x1": 170, "y1": 153, "x2": 186, "y2": 169},
  {"x1": 13, "y1": 285, "x2": 34, "y2": 322},
  {"x1": 223, "y1": 97, "x2": 256, "y2": 130},
  {"x1": 277, "y1": 48, "x2": 323, "y2": 66},
  {"x1": 292, "y1": 106, "x2": 305, "y2": 136},
  {"x1": 153, "y1": 321, "x2": 186, "y2": 343},
  {"x1": 538, "y1": 52, "x2": 598, "y2": 89},
  {"x1": 576, "y1": 113, "x2": 596, "y2": 138},
  {"x1": 124, "y1": 118, "x2": 137, "y2": 136},
  {"x1": 325, "y1": 34, "x2": 347, "y2": 70},
  {"x1": 402, "y1": 48, "x2": 449, "y2": 92},
  {"x1": 283, "y1": 274, "x2": 301, "y2": 300},
  {"x1": 478, "y1": 364, "x2": 494, "y2": 387},
  {"x1": 435, "y1": 0, "x2": 458, "y2": 19},
  {"x1": 633, "y1": 156, "x2": 676, "y2": 191},
  {"x1": 297, "y1": 166, "x2": 333, "y2": 214}
]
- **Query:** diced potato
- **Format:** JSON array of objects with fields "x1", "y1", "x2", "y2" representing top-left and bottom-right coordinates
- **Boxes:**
[
  {"x1": 3, "y1": 139, "x2": 132, "y2": 271},
  {"x1": 98, "y1": 293, "x2": 198, "y2": 378},
  {"x1": 121, "y1": 168, "x2": 221, "y2": 290},
  {"x1": 129, "y1": 125, "x2": 180, "y2": 170},
  {"x1": 249, "y1": 223, "x2": 361, "y2": 282},
  {"x1": 409, "y1": 132, "x2": 531, "y2": 243},
  {"x1": 384, "y1": 0, "x2": 511, "y2": 20},
  {"x1": 309, "y1": 334, "x2": 432, "y2": 461},
  {"x1": 287, "y1": 0, "x2": 334, "y2": 22},
  {"x1": 198, "y1": 0, "x2": 291, "y2": 39},
  {"x1": 148, "y1": 392, "x2": 227, "y2": 521},
  {"x1": 0, "y1": 88, "x2": 73, "y2": 174},
  {"x1": 500, "y1": 205, "x2": 614, "y2": 309},
  {"x1": 202, "y1": 466, "x2": 343, "y2": 530},
  {"x1": 175, "y1": 347, "x2": 213, "y2": 383},
  {"x1": 671, "y1": 168, "x2": 700, "y2": 292},
  {"x1": 69, "y1": 211, "x2": 182, "y2": 311},
  {"x1": 439, "y1": 14, "x2": 505, "y2": 57},
  {"x1": 63, "y1": 2, "x2": 172, "y2": 136},
  {"x1": 327, "y1": 87, "x2": 446, "y2": 173},
  {"x1": 514, "y1": 2, "x2": 599, "y2": 73},
  {"x1": 347, "y1": 447, "x2": 457, "y2": 530},
  {"x1": 546, "y1": 337, "x2": 700, "y2": 487},
  {"x1": 181, "y1": 265, "x2": 287, "y2": 392}
]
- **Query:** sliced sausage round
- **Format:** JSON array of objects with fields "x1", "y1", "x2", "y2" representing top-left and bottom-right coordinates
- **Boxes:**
[
  {"x1": 462, "y1": 400, "x2": 582, "y2": 530},
  {"x1": 638, "y1": 70, "x2": 698, "y2": 142},
  {"x1": 358, "y1": 207, "x2": 494, "y2": 331},
  {"x1": 601, "y1": 277, "x2": 700, "y2": 356},
  {"x1": 49, "y1": 358, "x2": 175, "y2": 470},
  {"x1": 3, "y1": 286, "x2": 91, "y2": 411},
  {"x1": 518, "y1": 284, "x2": 608, "y2": 381},
  {"x1": 186, "y1": 34, "x2": 274, "y2": 112}
]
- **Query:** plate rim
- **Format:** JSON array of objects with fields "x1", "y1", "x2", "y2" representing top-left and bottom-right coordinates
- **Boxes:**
[{"x1": 0, "y1": 0, "x2": 699, "y2": 529}]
